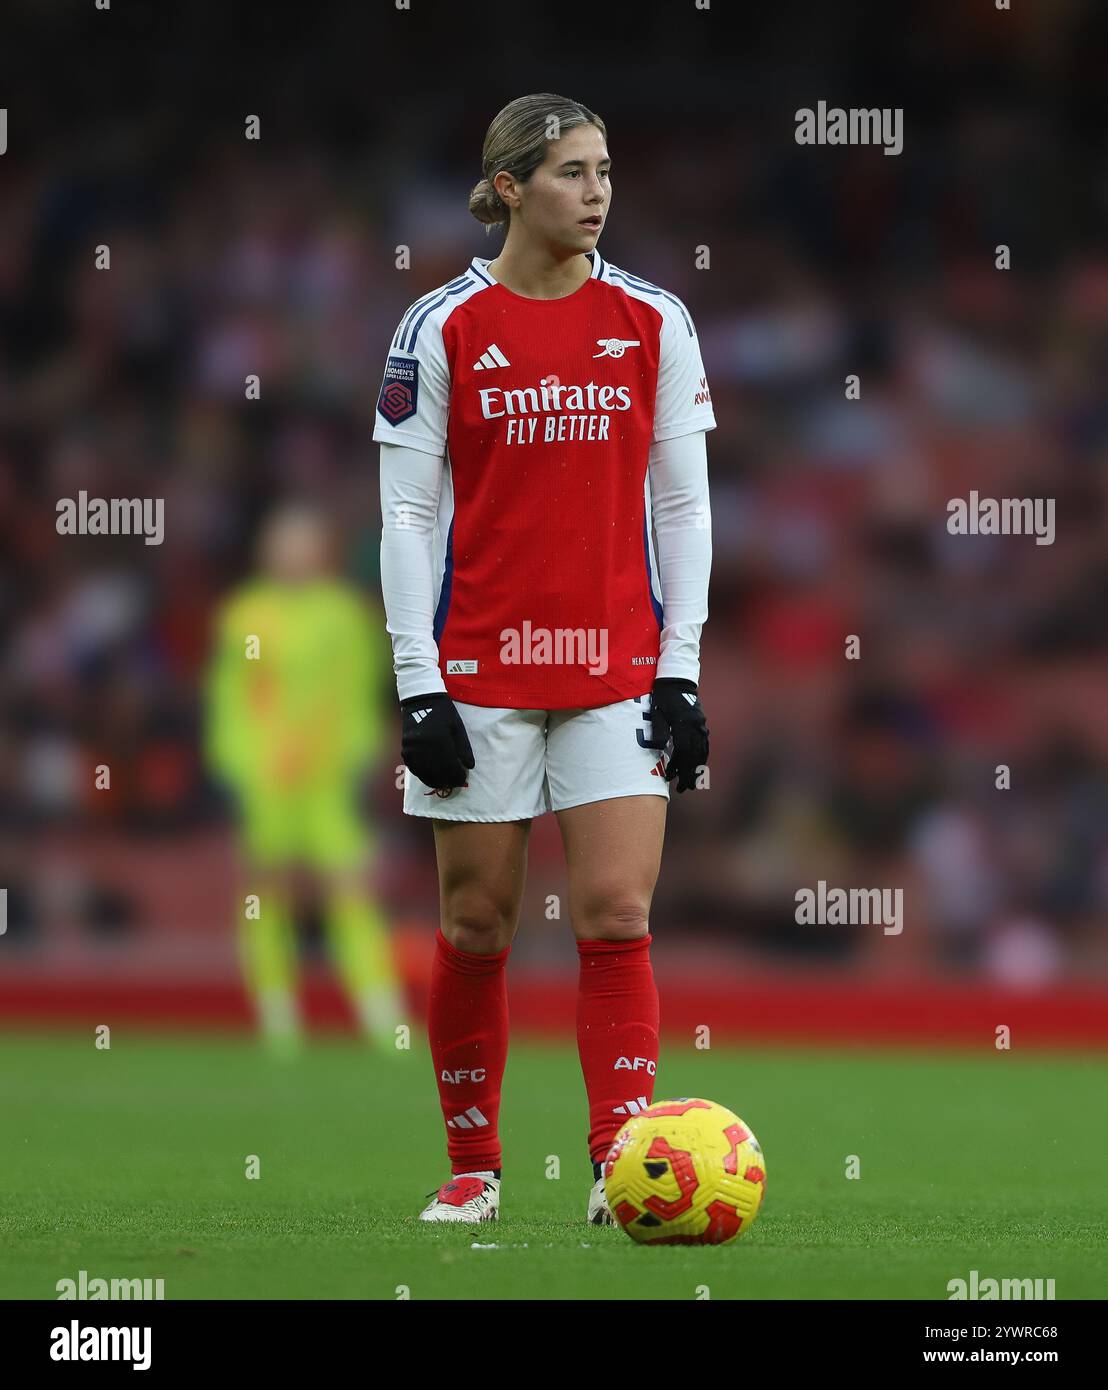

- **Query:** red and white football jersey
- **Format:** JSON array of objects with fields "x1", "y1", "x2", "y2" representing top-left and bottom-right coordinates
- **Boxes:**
[{"x1": 372, "y1": 250, "x2": 715, "y2": 709}]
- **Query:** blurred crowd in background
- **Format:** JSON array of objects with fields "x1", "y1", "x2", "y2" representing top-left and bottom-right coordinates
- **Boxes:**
[{"x1": 0, "y1": 0, "x2": 1105, "y2": 990}]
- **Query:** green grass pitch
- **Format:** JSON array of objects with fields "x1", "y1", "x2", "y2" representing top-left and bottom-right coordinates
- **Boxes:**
[{"x1": 1, "y1": 1033, "x2": 1104, "y2": 1300}]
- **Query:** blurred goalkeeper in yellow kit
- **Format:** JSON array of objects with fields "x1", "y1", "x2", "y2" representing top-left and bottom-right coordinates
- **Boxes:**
[{"x1": 204, "y1": 502, "x2": 406, "y2": 1054}]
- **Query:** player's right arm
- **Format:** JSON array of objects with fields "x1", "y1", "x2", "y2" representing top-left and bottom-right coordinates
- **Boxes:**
[
  {"x1": 202, "y1": 588, "x2": 260, "y2": 791},
  {"x1": 377, "y1": 443, "x2": 448, "y2": 702},
  {"x1": 371, "y1": 298, "x2": 452, "y2": 702},
  {"x1": 373, "y1": 302, "x2": 473, "y2": 789}
]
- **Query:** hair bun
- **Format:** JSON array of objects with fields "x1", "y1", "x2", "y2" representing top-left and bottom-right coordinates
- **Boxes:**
[{"x1": 468, "y1": 177, "x2": 507, "y2": 227}]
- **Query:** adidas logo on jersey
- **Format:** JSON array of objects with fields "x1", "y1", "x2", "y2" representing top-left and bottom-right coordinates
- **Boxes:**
[{"x1": 472, "y1": 343, "x2": 511, "y2": 371}]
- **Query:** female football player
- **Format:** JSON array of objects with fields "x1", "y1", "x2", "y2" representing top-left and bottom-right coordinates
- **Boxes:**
[{"x1": 374, "y1": 93, "x2": 714, "y2": 1223}]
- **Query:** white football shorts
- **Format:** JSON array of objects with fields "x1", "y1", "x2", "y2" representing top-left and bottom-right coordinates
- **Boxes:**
[{"x1": 402, "y1": 692, "x2": 672, "y2": 821}]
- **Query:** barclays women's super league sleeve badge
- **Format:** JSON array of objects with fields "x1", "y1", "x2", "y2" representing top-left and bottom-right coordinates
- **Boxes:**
[{"x1": 376, "y1": 355, "x2": 419, "y2": 425}]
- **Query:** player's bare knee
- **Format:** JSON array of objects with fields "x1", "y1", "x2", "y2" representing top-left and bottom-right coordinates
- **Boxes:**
[
  {"x1": 441, "y1": 890, "x2": 515, "y2": 954},
  {"x1": 574, "y1": 899, "x2": 650, "y2": 942}
]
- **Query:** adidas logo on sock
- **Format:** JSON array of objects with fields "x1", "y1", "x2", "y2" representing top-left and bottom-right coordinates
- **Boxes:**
[
  {"x1": 613, "y1": 1096, "x2": 651, "y2": 1116},
  {"x1": 472, "y1": 343, "x2": 510, "y2": 371},
  {"x1": 410, "y1": 708, "x2": 433, "y2": 723},
  {"x1": 447, "y1": 1106, "x2": 489, "y2": 1130}
]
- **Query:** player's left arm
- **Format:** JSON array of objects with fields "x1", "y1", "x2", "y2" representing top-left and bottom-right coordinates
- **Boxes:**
[
  {"x1": 647, "y1": 299, "x2": 716, "y2": 791},
  {"x1": 649, "y1": 429, "x2": 711, "y2": 686}
]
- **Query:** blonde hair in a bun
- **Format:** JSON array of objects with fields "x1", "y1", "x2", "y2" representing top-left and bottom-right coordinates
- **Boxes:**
[{"x1": 470, "y1": 93, "x2": 606, "y2": 233}]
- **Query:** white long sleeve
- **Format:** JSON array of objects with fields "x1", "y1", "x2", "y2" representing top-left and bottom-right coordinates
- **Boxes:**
[
  {"x1": 648, "y1": 429, "x2": 712, "y2": 684},
  {"x1": 379, "y1": 441, "x2": 448, "y2": 701}
]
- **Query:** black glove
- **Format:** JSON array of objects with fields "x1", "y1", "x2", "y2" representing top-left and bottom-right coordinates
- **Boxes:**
[
  {"x1": 400, "y1": 692, "x2": 475, "y2": 790},
  {"x1": 649, "y1": 678, "x2": 709, "y2": 793}
]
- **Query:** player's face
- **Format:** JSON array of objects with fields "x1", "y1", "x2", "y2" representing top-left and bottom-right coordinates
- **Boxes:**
[
  {"x1": 260, "y1": 514, "x2": 333, "y2": 583},
  {"x1": 517, "y1": 122, "x2": 611, "y2": 253}
]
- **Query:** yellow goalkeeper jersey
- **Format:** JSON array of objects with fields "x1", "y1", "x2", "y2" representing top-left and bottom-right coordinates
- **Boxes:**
[{"x1": 204, "y1": 578, "x2": 391, "y2": 792}]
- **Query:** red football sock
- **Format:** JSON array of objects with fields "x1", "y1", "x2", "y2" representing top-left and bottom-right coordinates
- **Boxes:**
[
  {"x1": 576, "y1": 934, "x2": 660, "y2": 1163},
  {"x1": 428, "y1": 927, "x2": 510, "y2": 1174}
]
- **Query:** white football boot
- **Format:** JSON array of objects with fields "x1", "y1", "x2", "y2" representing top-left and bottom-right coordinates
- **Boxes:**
[
  {"x1": 587, "y1": 1175, "x2": 616, "y2": 1226},
  {"x1": 419, "y1": 1174, "x2": 500, "y2": 1223}
]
